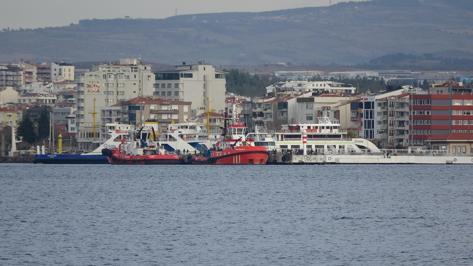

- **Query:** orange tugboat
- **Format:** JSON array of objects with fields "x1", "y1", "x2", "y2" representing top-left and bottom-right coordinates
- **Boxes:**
[
  {"x1": 192, "y1": 112, "x2": 269, "y2": 165},
  {"x1": 202, "y1": 145, "x2": 269, "y2": 165}
]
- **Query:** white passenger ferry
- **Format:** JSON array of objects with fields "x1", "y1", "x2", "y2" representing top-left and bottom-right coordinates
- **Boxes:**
[
  {"x1": 247, "y1": 118, "x2": 473, "y2": 164},
  {"x1": 248, "y1": 117, "x2": 380, "y2": 156}
]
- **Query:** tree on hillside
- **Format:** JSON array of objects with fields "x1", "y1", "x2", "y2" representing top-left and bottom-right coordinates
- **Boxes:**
[
  {"x1": 17, "y1": 115, "x2": 35, "y2": 144},
  {"x1": 37, "y1": 107, "x2": 50, "y2": 140},
  {"x1": 225, "y1": 69, "x2": 275, "y2": 97}
]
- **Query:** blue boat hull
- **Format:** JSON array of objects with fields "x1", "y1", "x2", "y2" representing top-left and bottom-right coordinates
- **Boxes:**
[{"x1": 34, "y1": 154, "x2": 108, "y2": 164}]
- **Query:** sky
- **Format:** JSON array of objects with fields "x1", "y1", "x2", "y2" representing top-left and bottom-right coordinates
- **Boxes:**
[{"x1": 0, "y1": 0, "x2": 359, "y2": 29}]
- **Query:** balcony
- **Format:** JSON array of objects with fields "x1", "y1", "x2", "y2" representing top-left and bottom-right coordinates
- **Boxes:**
[{"x1": 150, "y1": 109, "x2": 179, "y2": 114}]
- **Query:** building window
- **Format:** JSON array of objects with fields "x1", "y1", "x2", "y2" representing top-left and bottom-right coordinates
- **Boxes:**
[
  {"x1": 180, "y1": 73, "x2": 193, "y2": 78},
  {"x1": 174, "y1": 83, "x2": 179, "y2": 89},
  {"x1": 174, "y1": 91, "x2": 179, "y2": 97}
]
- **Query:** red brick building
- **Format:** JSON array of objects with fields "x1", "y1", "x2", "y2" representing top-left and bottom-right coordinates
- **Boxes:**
[{"x1": 410, "y1": 81, "x2": 473, "y2": 154}]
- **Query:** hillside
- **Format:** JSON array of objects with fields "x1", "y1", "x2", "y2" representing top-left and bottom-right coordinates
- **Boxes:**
[{"x1": 0, "y1": 0, "x2": 472, "y2": 67}]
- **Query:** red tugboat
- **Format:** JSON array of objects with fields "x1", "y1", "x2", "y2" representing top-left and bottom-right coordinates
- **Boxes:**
[
  {"x1": 104, "y1": 147, "x2": 187, "y2": 165},
  {"x1": 102, "y1": 124, "x2": 190, "y2": 165},
  {"x1": 193, "y1": 112, "x2": 269, "y2": 165}
]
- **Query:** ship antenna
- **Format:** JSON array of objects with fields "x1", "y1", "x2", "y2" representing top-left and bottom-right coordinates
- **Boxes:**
[
  {"x1": 223, "y1": 108, "x2": 228, "y2": 137},
  {"x1": 206, "y1": 96, "x2": 211, "y2": 139}
]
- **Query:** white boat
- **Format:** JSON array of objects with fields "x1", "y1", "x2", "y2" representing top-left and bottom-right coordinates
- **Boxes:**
[
  {"x1": 126, "y1": 122, "x2": 221, "y2": 155},
  {"x1": 247, "y1": 118, "x2": 473, "y2": 164}
]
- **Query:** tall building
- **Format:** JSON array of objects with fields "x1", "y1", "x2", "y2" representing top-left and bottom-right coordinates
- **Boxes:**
[
  {"x1": 410, "y1": 81, "x2": 473, "y2": 154},
  {"x1": 51, "y1": 62, "x2": 75, "y2": 82},
  {"x1": 36, "y1": 63, "x2": 51, "y2": 83},
  {"x1": 154, "y1": 63, "x2": 226, "y2": 115},
  {"x1": 20, "y1": 63, "x2": 37, "y2": 85},
  {"x1": 0, "y1": 65, "x2": 24, "y2": 88},
  {"x1": 359, "y1": 88, "x2": 411, "y2": 148},
  {"x1": 76, "y1": 59, "x2": 155, "y2": 150}
]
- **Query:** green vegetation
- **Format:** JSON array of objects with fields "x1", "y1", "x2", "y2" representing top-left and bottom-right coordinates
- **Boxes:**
[
  {"x1": 225, "y1": 69, "x2": 275, "y2": 97},
  {"x1": 17, "y1": 116, "x2": 35, "y2": 144},
  {"x1": 17, "y1": 106, "x2": 50, "y2": 144}
]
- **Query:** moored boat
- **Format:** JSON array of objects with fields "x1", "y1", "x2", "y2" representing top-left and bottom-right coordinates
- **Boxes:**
[
  {"x1": 205, "y1": 145, "x2": 269, "y2": 165},
  {"x1": 192, "y1": 113, "x2": 269, "y2": 165},
  {"x1": 102, "y1": 123, "x2": 191, "y2": 165},
  {"x1": 102, "y1": 147, "x2": 188, "y2": 165},
  {"x1": 34, "y1": 123, "x2": 132, "y2": 164}
]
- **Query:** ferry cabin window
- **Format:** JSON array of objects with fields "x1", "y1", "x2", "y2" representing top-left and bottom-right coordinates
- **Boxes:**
[
  {"x1": 284, "y1": 134, "x2": 302, "y2": 140},
  {"x1": 254, "y1": 142, "x2": 275, "y2": 147}
]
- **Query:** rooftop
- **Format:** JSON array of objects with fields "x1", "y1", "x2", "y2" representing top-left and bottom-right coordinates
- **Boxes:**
[{"x1": 124, "y1": 96, "x2": 191, "y2": 106}]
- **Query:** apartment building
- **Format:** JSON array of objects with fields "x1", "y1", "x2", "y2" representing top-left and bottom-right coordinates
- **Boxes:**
[
  {"x1": 76, "y1": 59, "x2": 155, "y2": 150},
  {"x1": 120, "y1": 97, "x2": 191, "y2": 132},
  {"x1": 36, "y1": 63, "x2": 51, "y2": 83},
  {"x1": 20, "y1": 63, "x2": 37, "y2": 85},
  {"x1": 410, "y1": 81, "x2": 473, "y2": 154},
  {"x1": 154, "y1": 63, "x2": 226, "y2": 115},
  {"x1": 286, "y1": 93, "x2": 357, "y2": 130},
  {"x1": 0, "y1": 65, "x2": 24, "y2": 88},
  {"x1": 359, "y1": 88, "x2": 412, "y2": 148},
  {"x1": 51, "y1": 62, "x2": 75, "y2": 82}
]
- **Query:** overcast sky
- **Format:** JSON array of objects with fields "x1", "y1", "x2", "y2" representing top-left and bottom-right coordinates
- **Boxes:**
[{"x1": 1, "y1": 0, "x2": 360, "y2": 29}]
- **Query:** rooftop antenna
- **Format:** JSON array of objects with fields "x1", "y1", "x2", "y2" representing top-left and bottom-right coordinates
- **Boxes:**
[{"x1": 175, "y1": 8, "x2": 178, "y2": 16}]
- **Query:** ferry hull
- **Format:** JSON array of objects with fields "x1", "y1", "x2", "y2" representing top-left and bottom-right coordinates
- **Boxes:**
[
  {"x1": 290, "y1": 154, "x2": 473, "y2": 165},
  {"x1": 34, "y1": 154, "x2": 108, "y2": 164}
]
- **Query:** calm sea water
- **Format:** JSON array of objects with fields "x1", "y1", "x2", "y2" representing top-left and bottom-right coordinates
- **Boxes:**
[{"x1": 0, "y1": 164, "x2": 472, "y2": 265}]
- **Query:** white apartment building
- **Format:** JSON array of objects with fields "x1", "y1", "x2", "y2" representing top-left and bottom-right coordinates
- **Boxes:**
[
  {"x1": 51, "y1": 62, "x2": 75, "y2": 82},
  {"x1": 266, "y1": 81, "x2": 356, "y2": 96},
  {"x1": 77, "y1": 59, "x2": 155, "y2": 149},
  {"x1": 154, "y1": 63, "x2": 226, "y2": 115},
  {"x1": 287, "y1": 93, "x2": 357, "y2": 130},
  {"x1": 359, "y1": 88, "x2": 414, "y2": 148}
]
